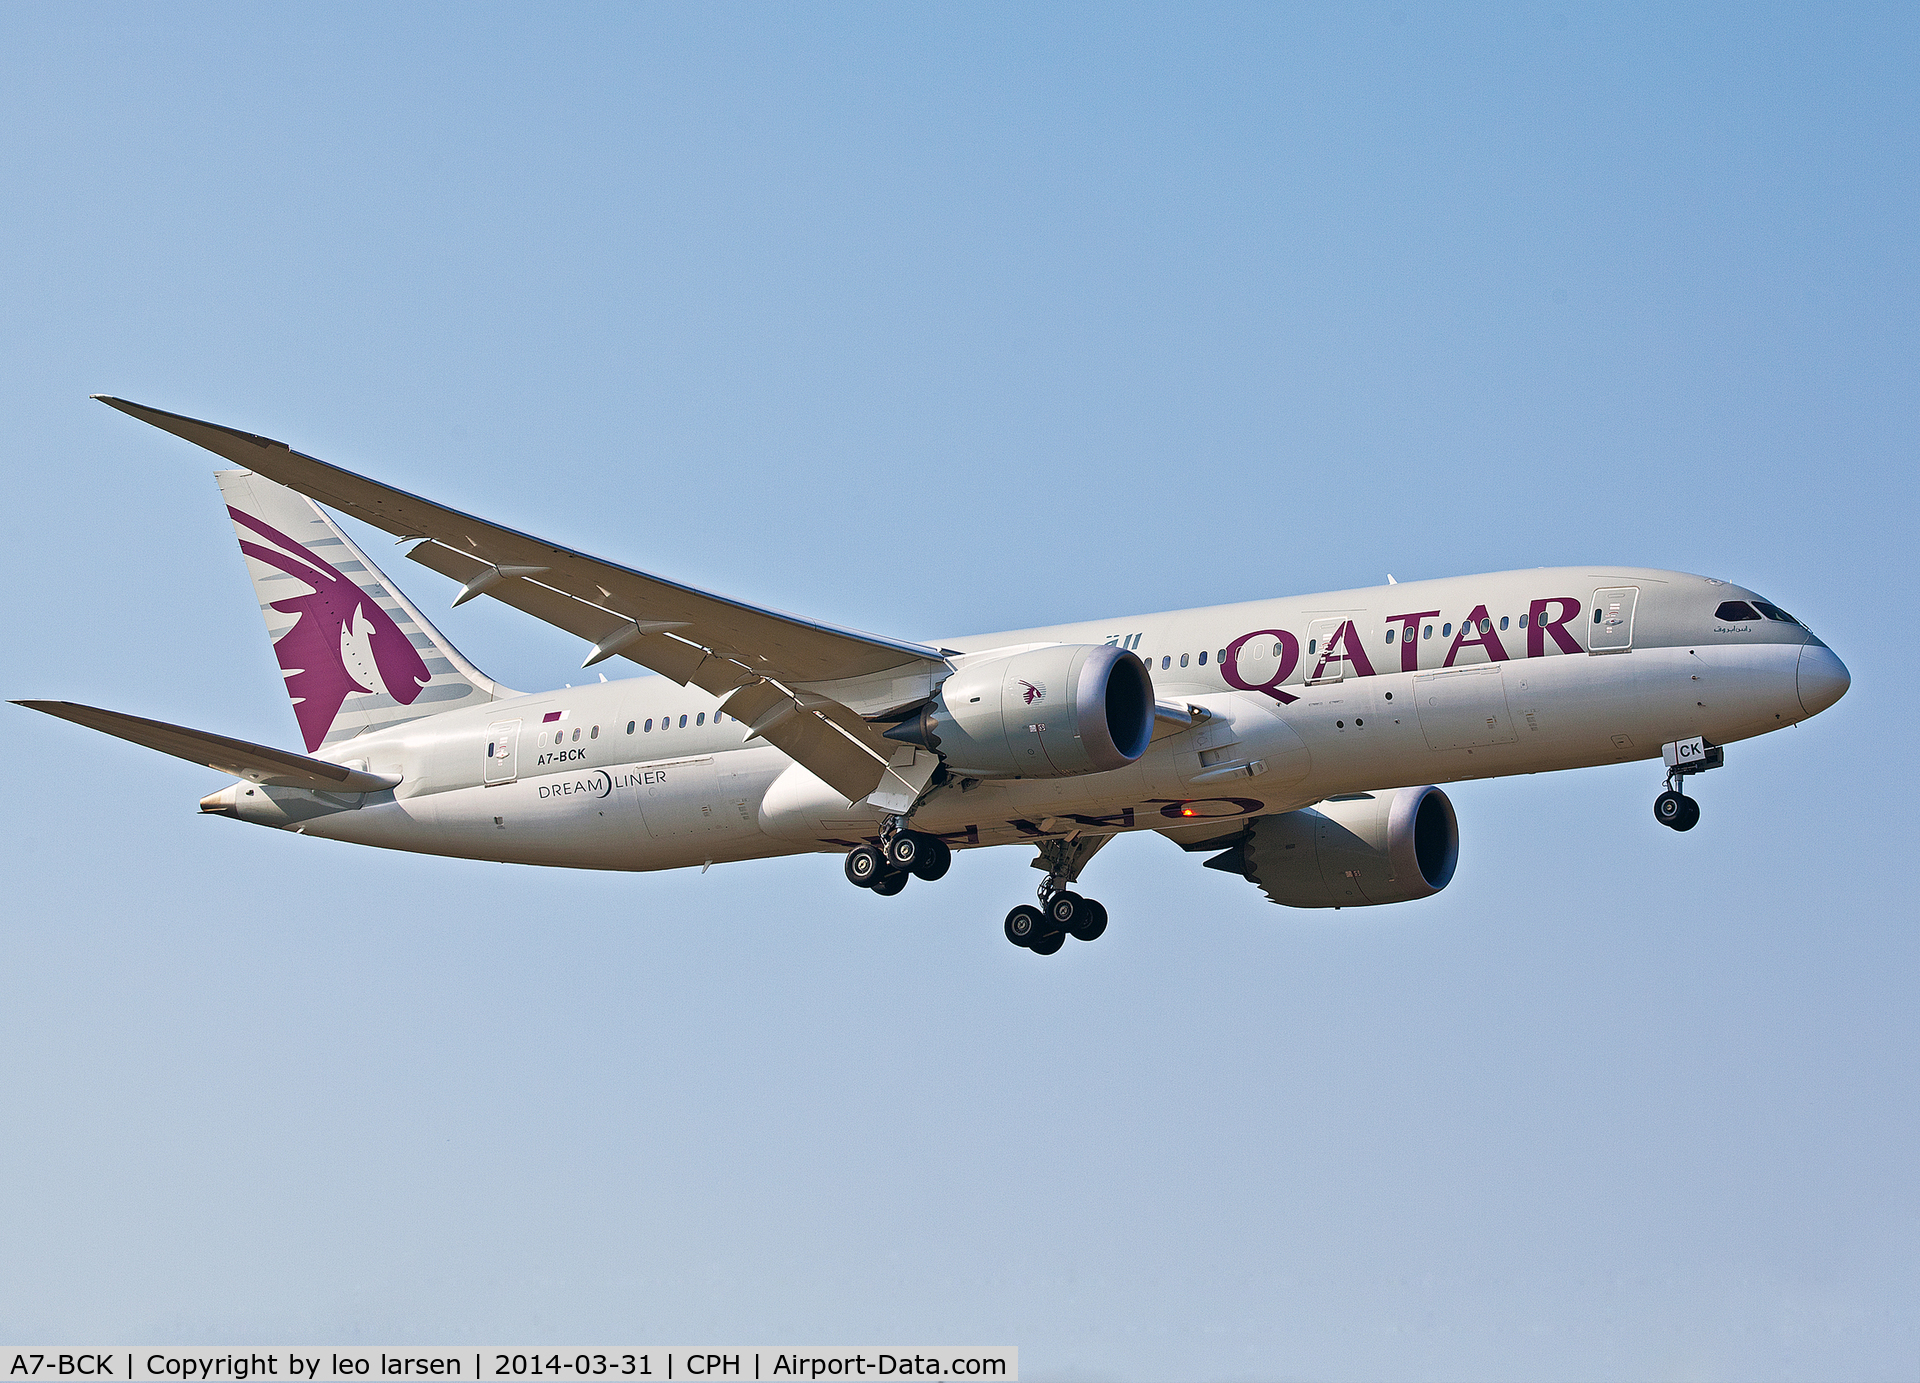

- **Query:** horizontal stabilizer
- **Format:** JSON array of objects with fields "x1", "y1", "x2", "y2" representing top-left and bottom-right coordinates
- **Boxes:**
[{"x1": 12, "y1": 701, "x2": 401, "y2": 793}]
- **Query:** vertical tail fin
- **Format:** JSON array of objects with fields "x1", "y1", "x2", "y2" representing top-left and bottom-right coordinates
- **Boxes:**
[{"x1": 217, "y1": 469, "x2": 517, "y2": 751}]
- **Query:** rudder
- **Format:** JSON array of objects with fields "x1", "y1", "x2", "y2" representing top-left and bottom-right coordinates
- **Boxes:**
[{"x1": 217, "y1": 469, "x2": 515, "y2": 751}]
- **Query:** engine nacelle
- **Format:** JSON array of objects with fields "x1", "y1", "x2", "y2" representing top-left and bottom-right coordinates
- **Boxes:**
[
  {"x1": 895, "y1": 643, "x2": 1154, "y2": 779},
  {"x1": 1236, "y1": 785, "x2": 1458, "y2": 908}
]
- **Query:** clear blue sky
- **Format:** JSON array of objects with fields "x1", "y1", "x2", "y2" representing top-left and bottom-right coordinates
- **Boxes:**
[{"x1": 3, "y1": 6, "x2": 1915, "y2": 1380}]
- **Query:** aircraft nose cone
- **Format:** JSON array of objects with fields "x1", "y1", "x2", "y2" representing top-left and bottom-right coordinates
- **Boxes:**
[{"x1": 1797, "y1": 644, "x2": 1851, "y2": 717}]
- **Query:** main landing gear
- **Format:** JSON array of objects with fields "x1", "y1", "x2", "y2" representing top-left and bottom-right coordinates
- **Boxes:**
[
  {"x1": 844, "y1": 823, "x2": 952, "y2": 896},
  {"x1": 843, "y1": 818, "x2": 1115, "y2": 957},
  {"x1": 1652, "y1": 736, "x2": 1723, "y2": 833},
  {"x1": 1004, "y1": 891, "x2": 1109, "y2": 955},
  {"x1": 1004, "y1": 835, "x2": 1112, "y2": 957}
]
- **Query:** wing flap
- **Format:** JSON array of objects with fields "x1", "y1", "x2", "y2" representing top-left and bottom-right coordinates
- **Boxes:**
[
  {"x1": 716, "y1": 680, "x2": 887, "y2": 803},
  {"x1": 14, "y1": 701, "x2": 400, "y2": 793}
]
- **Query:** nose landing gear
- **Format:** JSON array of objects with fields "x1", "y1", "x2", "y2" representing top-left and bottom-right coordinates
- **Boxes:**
[{"x1": 1653, "y1": 736, "x2": 1722, "y2": 832}]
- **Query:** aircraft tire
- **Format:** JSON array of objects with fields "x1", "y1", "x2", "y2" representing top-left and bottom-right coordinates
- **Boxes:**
[
  {"x1": 885, "y1": 833, "x2": 922, "y2": 871},
  {"x1": 845, "y1": 844, "x2": 885, "y2": 887},
  {"x1": 1004, "y1": 905, "x2": 1043, "y2": 947},
  {"x1": 1673, "y1": 796, "x2": 1701, "y2": 832},
  {"x1": 1653, "y1": 791, "x2": 1687, "y2": 829},
  {"x1": 869, "y1": 869, "x2": 909, "y2": 897},
  {"x1": 1069, "y1": 899, "x2": 1108, "y2": 942},
  {"x1": 1045, "y1": 891, "x2": 1082, "y2": 930},
  {"x1": 1028, "y1": 931, "x2": 1066, "y2": 956},
  {"x1": 909, "y1": 836, "x2": 951, "y2": 882}
]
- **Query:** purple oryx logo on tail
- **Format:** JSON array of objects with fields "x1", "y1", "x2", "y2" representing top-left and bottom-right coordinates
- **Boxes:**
[{"x1": 230, "y1": 507, "x2": 431, "y2": 751}]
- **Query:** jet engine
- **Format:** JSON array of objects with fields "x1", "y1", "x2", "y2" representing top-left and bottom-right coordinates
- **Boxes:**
[
  {"x1": 887, "y1": 643, "x2": 1154, "y2": 779},
  {"x1": 1217, "y1": 785, "x2": 1459, "y2": 908}
]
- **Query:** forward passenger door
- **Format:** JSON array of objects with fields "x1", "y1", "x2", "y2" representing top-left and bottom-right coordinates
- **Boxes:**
[{"x1": 1590, "y1": 587, "x2": 1639, "y2": 653}]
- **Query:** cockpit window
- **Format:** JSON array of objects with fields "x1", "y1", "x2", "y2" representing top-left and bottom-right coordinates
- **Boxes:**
[
  {"x1": 1715, "y1": 600, "x2": 1760, "y2": 622},
  {"x1": 1752, "y1": 601, "x2": 1800, "y2": 624}
]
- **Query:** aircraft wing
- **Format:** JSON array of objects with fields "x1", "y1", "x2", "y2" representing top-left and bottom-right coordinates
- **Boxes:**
[
  {"x1": 95, "y1": 397, "x2": 946, "y2": 803},
  {"x1": 14, "y1": 700, "x2": 402, "y2": 793}
]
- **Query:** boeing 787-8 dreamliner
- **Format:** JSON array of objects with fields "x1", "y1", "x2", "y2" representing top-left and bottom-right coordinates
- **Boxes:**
[{"x1": 17, "y1": 398, "x2": 1851, "y2": 955}]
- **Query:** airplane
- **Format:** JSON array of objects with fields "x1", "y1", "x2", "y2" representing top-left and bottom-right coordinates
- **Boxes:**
[{"x1": 16, "y1": 398, "x2": 1851, "y2": 956}]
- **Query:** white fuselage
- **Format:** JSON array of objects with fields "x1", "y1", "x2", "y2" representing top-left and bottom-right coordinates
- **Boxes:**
[{"x1": 206, "y1": 565, "x2": 1841, "y2": 871}]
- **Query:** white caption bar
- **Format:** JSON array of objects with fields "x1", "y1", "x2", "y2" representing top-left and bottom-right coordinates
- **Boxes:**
[{"x1": 2, "y1": 1352, "x2": 1015, "y2": 1383}]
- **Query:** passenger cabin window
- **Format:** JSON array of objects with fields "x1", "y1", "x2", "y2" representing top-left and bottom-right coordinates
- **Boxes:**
[
  {"x1": 1751, "y1": 601, "x2": 1800, "y2": 624},
  {"x1": 571, "y1": 728, "x2": 581, "y2": 742},
  {"x1": 1499, "y1": 616, "x2": 1509, "y2": 631},
  {"x1": 1217, "y1": 648, "x2": 1226, "y2": 663},
  {"x1": 1478, "y1": 618, "x2": 1492, "y2": 634},
  {"x1": 1384, "y1": 628, "x2": 1396, "y2": 643},
  {"x1": 1179, "y1": 653, "x2": 1189, "y2": 667},
  {"x1": 1306, "y1": 640, "x2": 1316, "y2": 655},
  {"x1": 1423, "y1": 624, "x2": 1433, "y2": 639},
  {"x1": 679, "y1": 714, "x2": 688, "y2": 728},
  {"x1": 1715, "y1": 601, "x2": 1761, "y2": 622},
  {"x1": 1519, "y1": 613, "x2": 1529, "y2": 628},
  {"x1": 1161, "y1": 656, "x2": 1170, "y2": 670},
  {"x1": 1197, "y1": 651, "x2": 1208, "y2": 666},
  {"x1": 1442, "y1": 623, "x2": 1452, "y2": 637},
  {"x1": 697, "y1": 713, "x2": 706, "y2": 726},
  {"x1": 626, "y1": 721, "x2": 635, "y2": 734},
  {"x1": 590, "y1": 725, "x2": 599, "y2": 739}
]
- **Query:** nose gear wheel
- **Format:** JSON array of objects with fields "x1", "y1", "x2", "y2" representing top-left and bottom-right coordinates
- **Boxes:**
[{"x1": 1654, "y1": 789, "x2": 1700, "y2": 832}]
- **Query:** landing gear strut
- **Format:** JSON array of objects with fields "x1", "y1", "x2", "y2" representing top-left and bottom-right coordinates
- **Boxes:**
[{"x1": 1005, "y1": 835, "x2": 1112, "y2": 955}]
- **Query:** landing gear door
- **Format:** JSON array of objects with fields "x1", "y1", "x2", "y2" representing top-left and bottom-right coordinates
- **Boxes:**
[
  {"x1": 485, "y1": 719, "x2": 521, "y2": 784},
  {"x1": 1590, "y1": 586, "x2": 1639, "y2": 654}
]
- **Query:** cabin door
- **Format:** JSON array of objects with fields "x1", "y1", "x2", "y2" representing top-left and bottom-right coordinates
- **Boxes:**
[
  {"x1": 484, "y1": 719, "x2": 521, "y2": 784},
  {"x1": 1306, "y1": 618, "x2": 1345, "y2": 684},
  {"x1": 1590, "y1": 586, "x2": 1639, "y2": 653}
]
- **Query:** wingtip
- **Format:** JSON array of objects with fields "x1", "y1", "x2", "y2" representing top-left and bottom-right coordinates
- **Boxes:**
[
  {"x1": 93, "y1": 394, "x2": 157, "y2": 420},
  {"x1": 89, "y1": 396, "x2": 291, "y2": 451}
]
